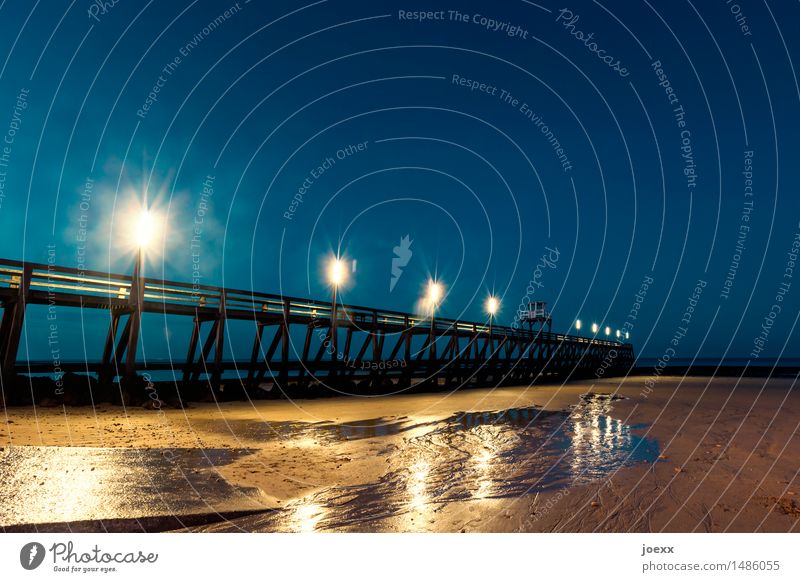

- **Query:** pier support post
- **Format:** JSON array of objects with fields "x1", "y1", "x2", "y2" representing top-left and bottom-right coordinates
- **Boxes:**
[{"x1": 0, "y1": 263, "x2": 31, "y2": 388}]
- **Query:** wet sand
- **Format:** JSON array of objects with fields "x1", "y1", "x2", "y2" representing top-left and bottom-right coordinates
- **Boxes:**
[{"x1": 1, "y1": 375, "x2": 798, "y2": 532}]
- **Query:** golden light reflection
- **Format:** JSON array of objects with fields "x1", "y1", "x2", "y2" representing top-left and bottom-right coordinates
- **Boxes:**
[
  {"x1": 290, "y1": 437, "x2": 320, "y2": 449},
  {"x1": 592, "y1": 414, "x2": 601, "y2": 446},
  {"x1": 472, "y1": 448, "x2": 496, "y2": 500},
  {"x1": 568, "y1": 399, "x2": 633, "y2": 479},
  {"x1": 407, "y1": 459, "x2": 430, "y2": 511},
  {"x1": 288, "y1": 500, "x2": 326, "y2": 532},
  {"x1": 2, "y1": 448, "x2": 120, "y2": 525},
  {"x1": 41, "y1": 453, "x2": 107, "y2": 523},
  {"x1": 398, "y1": 456, "x2": 434, "y2": 531}
]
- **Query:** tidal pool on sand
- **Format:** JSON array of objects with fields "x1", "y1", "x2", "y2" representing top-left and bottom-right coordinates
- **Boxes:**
[{"x1": 195, "y1": 394, "x2": 659, "y2": 532}]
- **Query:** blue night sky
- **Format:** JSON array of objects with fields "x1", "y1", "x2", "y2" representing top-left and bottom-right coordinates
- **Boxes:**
[{"x1": 0, "y1": 0, "x2": 798, "y2": 363}]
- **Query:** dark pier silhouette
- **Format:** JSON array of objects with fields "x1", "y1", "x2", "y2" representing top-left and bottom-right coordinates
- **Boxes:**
[{"x1": 0, "y1": 258, "x2": 633, "y2": 404}]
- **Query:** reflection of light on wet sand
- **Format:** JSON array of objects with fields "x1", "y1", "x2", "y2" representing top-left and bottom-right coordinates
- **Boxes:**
[
  {"x1": 569, "y1": 400, "x2": 633, "y2": 479},
  {"x1": 472, "y1": 448, "x2": 495, "y2": 499},
  {"x1": 182, "y1": 399, "x2": 659, "y2": 533},
  {"x1": 0, "y1": 447, "x2": 260, "y2": 527},
  {"x1": 407, "y1": 459, "x2": 430, "y2": 510},
  {"x1": 291, "y1": 437, "x2": 319, "y2": 449},
  {"x1": 401, "y1": 458, "x2": 432, "y2": 529},
  {"x1": 45, "y1": 461, "x2": 107, "y2": 523},
  {"x1": 470, "y1": 425, "x2": 501, "y2": 500},
  {"x1": 2, "y1": 448, "x2": 112, "y2": 524},
  {"x1": 288, "y1": 500, "x2": 326, "y2": 532}
]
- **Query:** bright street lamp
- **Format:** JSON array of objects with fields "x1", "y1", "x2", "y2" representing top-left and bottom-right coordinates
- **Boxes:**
[
  {"x1": 575, "y1": 319, "x2": 582, "y2": 331},
  {"x1": 486, "y1": 295, "x2": 499, "y2": 316},
  {"x1": 327, "y1": 257, "x2": 347, "y2": 288},
  {"x1": 591, "y1": 322, "x2": 599, "y2": 334},
  {"x1": 130, "y1": 206, "x2": 162, "y2": 283},
  {"x1": 134, "y1": 210, "x2": 158, "y2": 249},
  {"x1": 128, "y1": 207, "x2": 162, "y2": 299},
  {"x1": 426, "y1": 280, "x2": 444, "y2": 309},
  {"x1": 604, "y1": 326, "x2": 611, "y2": 337},
  {"x1": 486, "y1": 295, "x2": 499, "y2": 343}
]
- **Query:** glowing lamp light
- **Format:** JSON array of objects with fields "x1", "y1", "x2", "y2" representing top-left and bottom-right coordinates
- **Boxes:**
[
  {"x1": 133, "y1": 209, "x2": 159, "y2": 249},
  {"x1": 327, "y1": 257, "x2": 347, "y2": 287},
  {"x1": 591, "y1": 323, "x2": 599, "y2": 334},
  {"x1": 427, "y1": 280, "x2": 444, "y2": 306},
  {"x1": 604, "y1": 326, "x2": 611, "y2": 336},
  {"x1": 575, "y1": 319, "x2": 582, "y2": 330},
  {"x1": 625, "y1": 331, "x2": 630, "y2": 340},
  {"x1": 486, "y1": 296, "x2": 500, "y2": 316},
  {"x1": 616, "y1": 329, "x2": 621, "y2": 338}
]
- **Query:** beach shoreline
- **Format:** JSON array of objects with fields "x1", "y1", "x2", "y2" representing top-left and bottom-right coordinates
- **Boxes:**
[{"x1": 1, "y1": 375, "x2": 798, "y2": 532}]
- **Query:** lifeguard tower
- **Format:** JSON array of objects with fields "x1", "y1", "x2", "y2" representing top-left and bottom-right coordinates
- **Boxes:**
[{"x1": 520, "y1": 301, "x2": 552, "y2": 334}]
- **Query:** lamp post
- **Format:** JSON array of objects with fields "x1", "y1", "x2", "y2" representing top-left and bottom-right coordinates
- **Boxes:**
[
  {"x1": 486, "y1": 295, "x2": 499, "y2": 352},
  {"x1": 426, "y1": 280, "x2": 444, "y2": 360},
  {"x1": 326, "y1": 256, "x2": 347, "y2": 362},
  {"x1": 126, "y1": 209, "x2": 158, "y2": 379}
]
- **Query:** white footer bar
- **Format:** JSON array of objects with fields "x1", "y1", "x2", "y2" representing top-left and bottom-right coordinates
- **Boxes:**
[{"x1": 1, "y1": 533, "x2": 797, "y2": 581}]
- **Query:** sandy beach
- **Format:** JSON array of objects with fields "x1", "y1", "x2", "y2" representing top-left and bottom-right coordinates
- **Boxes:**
[{"x1": 1, "y1": 375, "x2": 798, "y2": 533}]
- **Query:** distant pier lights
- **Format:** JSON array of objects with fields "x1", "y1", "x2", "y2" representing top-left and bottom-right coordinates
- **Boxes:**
[
  {"x1": 575, "y1": 317, "x2": 630, "y2": 343},
  {"x1": 520, "y1": 301, "x2": 552, "y2": 333}
]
